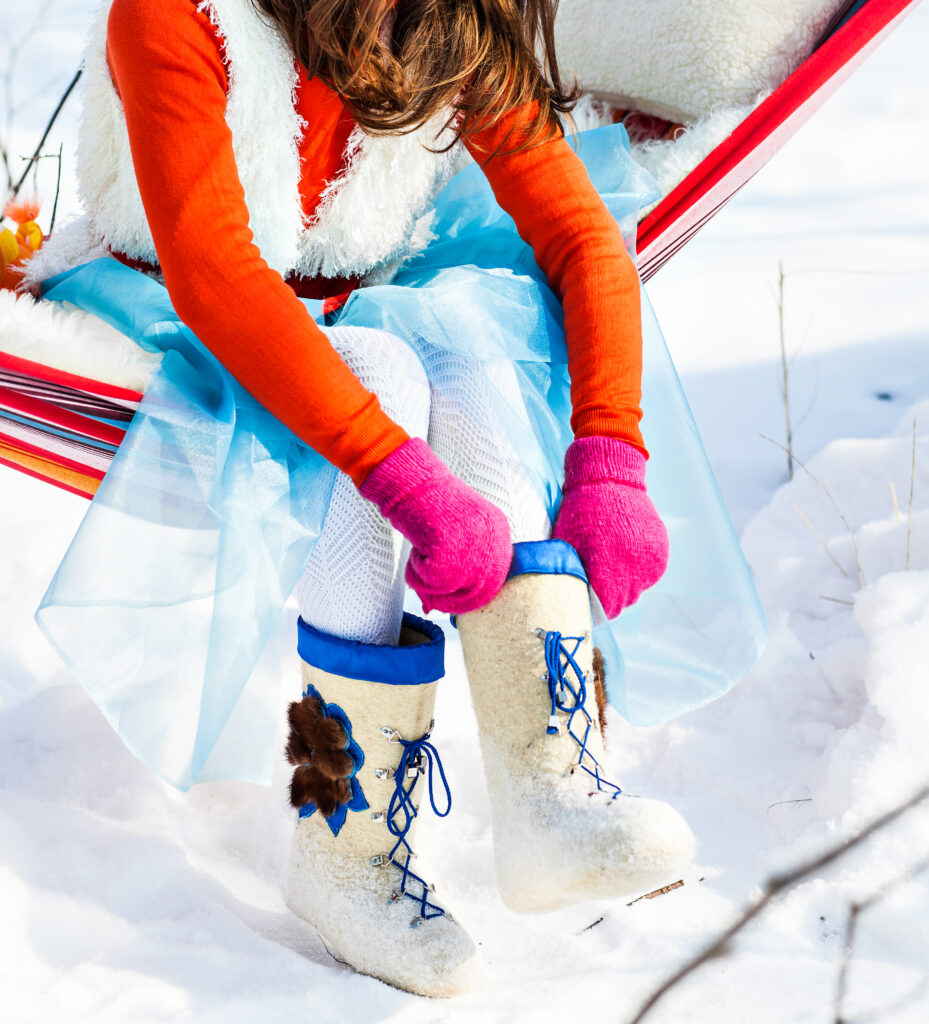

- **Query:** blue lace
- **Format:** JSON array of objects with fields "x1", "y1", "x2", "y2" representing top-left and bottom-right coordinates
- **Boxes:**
[
  {"x1": 541, "y1": 630, "x2": 622, "y2": 799},
  {"x1": 383, "y1": 730, "x2": 452, "y2": 923}
]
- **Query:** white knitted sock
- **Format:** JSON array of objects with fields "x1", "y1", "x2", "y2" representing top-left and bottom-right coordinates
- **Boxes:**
[
  {"x1": 297, "y1": 333, "x2": 551, "y2": 644},
  {"x1": 297, "y1": 326, "x2": 429, "y2": 645},
  {"x1": 421, "y1": 348, "x2": 552, "y2": 544}
]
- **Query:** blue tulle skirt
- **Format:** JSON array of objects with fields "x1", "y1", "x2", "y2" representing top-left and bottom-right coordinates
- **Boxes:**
[{"x1": 37, "y1": 123, "x2": 766, "y2": 789}]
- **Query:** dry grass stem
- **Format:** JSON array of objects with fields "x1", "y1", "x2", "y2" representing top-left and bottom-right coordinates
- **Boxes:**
[
  {"x1": 764, "y1": 436, "x2": 864, "y2": 587},
  {"x1": 890, "y1": 481, "x2": 901, "y2": 522},
  {"x1": 820, "y1": 595, "x2": 854, "y2": 606},
  {"x1": 906, "y1": 417, "x2": 917, "y2": 571},
  {"x1": 628, "y1": 781, "x2": 929, "y2": 1024},
  {"x1": 787, "y1": 495, "x2": 850, "y2": 579}
]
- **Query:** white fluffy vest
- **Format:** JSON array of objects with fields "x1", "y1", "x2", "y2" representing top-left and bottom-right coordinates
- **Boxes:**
[{"x1": 30, "y1": 0, "x2": 462, "y2": 285}]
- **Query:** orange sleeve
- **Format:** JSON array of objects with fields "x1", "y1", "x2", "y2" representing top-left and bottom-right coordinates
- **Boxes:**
[
  {"x1": 466, "y1": 108, "x2": 646, "y2": 456},
  {"x1": 105, "y1": 0, "x2": 409, "y2": 486}
]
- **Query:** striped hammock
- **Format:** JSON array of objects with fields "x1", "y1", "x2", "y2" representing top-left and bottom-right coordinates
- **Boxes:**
[{"x1": 0, "y1": 0, "x2": 917, "y2": 500}]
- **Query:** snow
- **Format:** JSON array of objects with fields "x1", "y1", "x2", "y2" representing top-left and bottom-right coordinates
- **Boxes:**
[{"x1": 2, "y1": 1, "x2": 929, "y2": 1020}]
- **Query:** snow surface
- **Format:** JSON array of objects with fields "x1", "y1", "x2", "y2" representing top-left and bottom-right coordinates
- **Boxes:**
[{"x1": 2, "y1": 2, "x2": 929, "y2": 1021}]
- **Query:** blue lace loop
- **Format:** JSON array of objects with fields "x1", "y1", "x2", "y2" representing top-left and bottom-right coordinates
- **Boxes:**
[
  {"x1": 542, "y1": 631, "x2": 622, "y2": 800},
  {"x1": 382, "y1": 729, "x2": 452, "y2": 923},
  {"x1": 543, "y1": 630, "x2": 588, "y2": 731}
]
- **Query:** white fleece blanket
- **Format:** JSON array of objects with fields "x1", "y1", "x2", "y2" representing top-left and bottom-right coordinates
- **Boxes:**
[
  {"x1": 555, "y1": 0, "x2": 848, "y2": 122},
  {"x1": 0, "y1": 290, "x2": 161, "y2": 393}
]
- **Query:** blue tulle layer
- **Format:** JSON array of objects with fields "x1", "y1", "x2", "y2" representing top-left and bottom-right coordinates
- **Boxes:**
[{"x1": 38, "y1": 123, "x2": 766, "y2": 789}]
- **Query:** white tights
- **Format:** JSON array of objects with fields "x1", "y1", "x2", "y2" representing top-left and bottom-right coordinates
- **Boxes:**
[{"x1": 297, "y1": 326, "x2": 552, "y2": 645}]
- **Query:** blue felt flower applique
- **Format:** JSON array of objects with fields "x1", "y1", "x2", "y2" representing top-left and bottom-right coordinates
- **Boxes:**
[{"x1": 288, "y1": 682, "x2": 368, "y2": 836}]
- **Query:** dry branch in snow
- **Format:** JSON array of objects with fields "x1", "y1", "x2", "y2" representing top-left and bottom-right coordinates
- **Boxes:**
[
  {"x1": 629, "y1": 782, "x2": 929, "y2": 1024},
  {"x1": 833, "y1": 852, "x2": 929, "y2": 1024}
]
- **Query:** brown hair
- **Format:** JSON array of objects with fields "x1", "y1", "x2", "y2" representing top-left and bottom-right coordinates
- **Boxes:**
[{"x1": 251, "y1": 0, "x2": 578, "y2": 156}]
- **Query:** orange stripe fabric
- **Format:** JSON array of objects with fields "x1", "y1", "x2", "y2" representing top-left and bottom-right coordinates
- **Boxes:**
[{"x1": 0, "y1": 439, "x2": 101, "y2": 497}]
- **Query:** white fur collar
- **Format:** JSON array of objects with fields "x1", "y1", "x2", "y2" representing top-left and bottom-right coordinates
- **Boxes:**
[{"x1": 29, "y1": 0, "x2": 461, "y2": 286}]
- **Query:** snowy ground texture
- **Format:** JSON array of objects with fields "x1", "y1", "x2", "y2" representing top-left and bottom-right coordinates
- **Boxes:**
[{"x1": 2, "y1": 2, "x2": 929, "y2": 1021}]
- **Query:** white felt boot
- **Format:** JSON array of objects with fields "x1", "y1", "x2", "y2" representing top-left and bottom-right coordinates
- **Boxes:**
[
  {"x1": 285, "y1": 613, "x2": 480, "y2": 997},
  {"x1": 458, "y1": 540, "x2": 696, "y2": 914}
]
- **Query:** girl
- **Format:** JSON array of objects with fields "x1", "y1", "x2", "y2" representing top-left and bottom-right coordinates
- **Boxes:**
[{"x1": 27, "y1": 0, "x2": 764, "y2": 996}]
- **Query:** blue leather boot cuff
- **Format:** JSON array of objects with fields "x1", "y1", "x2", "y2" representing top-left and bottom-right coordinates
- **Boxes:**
[
  {"x1": 297, "y1": 612, "x2": 445, "y2": 684},
  {"x1": 506, "y1": 539, "x2": 589, "y2": 584}
]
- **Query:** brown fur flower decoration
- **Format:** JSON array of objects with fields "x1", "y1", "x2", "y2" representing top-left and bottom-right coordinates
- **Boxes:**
[{"x1": 285, "y1": 692, "x2": 356, "y2": 818}]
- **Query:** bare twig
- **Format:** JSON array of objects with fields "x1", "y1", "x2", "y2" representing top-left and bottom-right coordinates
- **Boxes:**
[
  {"x1": 628, "y1": 781, "x2": 929, "y2": 1024},
  {"x1": 906, "y1": 417, "x2": 917, "y2": 571},
  {"x1": 834, "y1": 852, "x2": 929, "y2": 1023},
  {"x1": 819, "y1": 596, "x2": 854, "y2": 607},
  {"x1": 627, "y1": 880, "x2": 685, "y2": 907},
  {"x1": 764, "y1": 436, "x2": 865, "y2": 587},
  {"x1": 778, "y1": 261, "x2": 794, "y2": 481},
  {"x1": 766, "y1": 798, "x2": 813, "y2": 812},
  {"x1": 835, "y1": 899, "x2": 862, "y2": 1024},
  {"x1": 787, "y1": 495, "x2": 850, "y2": 579},
  {"x1": 49, "y1": 142, "x2": 63, "y2": 234},
  {"x1": 11, "y1": 66, "x2": 81, "y2": 200}
]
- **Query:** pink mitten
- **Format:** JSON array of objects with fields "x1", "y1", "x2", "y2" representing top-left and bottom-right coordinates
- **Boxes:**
[
  {"x1": 552, "y1": 435, "x2": 668, "y2": 619},
  {"x1": 360, "y1": 438, "x2": 512, "y2": 614}
]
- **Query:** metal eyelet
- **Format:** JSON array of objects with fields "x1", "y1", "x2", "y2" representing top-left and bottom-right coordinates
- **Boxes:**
[
  {"x1": 387, "y1": 889, "x2": 404, "y2": 905},
  {"x1": 548, "y1": 715, "x2": 563, "y2": 733},
  {"x1": 374, "y1": 767, "x2": 395, "y2": 781},
  {"x1": 406, "y1": 753, "x2": 425, "y2": 779},
  {"x1": 409, "y1": 916, "x2": 425, "y2": 929},
  {"x1": 370, "y1": 811, "x2": 386, "y2": 823},
  {"x1": 370, "y1": 853, "x2": 390, "y2": 867},
  {"x1": 380, "y1": 726, "x2": 401, "y2": 743}
]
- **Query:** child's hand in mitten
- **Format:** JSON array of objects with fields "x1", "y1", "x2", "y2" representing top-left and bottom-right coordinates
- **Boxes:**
[
  {"x1": 360, "y1": 437, "x2": 512, "y2": 614},
  {"x1": 552, "y1": 436, "x2": 668, "y2": 619}
]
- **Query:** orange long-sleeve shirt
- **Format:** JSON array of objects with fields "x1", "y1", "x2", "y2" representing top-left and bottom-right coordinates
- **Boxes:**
[{"x1": 105, "y1": 0, "x2": 645, "y2": 486}]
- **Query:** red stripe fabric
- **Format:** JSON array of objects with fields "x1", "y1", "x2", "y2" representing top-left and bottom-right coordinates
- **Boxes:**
[
  {"x1": 636, "y1": 0, "x2": 918, "y2": 280},
  {"x1": 0, "y1": 431, "x2": 109, "y2": 480},
  {"x1": 0, "y1": 349, "x2": 144, "y2": 404},
  {"x1": 0, "y1": 386, "x2": 127, "y2": 446}
]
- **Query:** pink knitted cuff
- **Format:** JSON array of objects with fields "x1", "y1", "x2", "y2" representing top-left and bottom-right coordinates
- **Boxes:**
[
  {"x1": 359, "y1": 438, "x2": 440, "y2": 511},
  {"x1": 563, "y1": 435, "x2": 647, "y2": 490}
]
